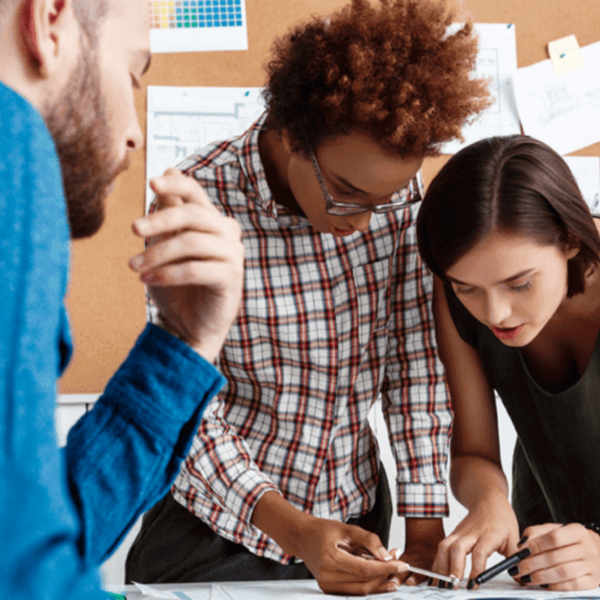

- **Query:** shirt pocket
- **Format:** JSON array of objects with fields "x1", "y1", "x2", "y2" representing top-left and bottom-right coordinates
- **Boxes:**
[{"x1": 332, "y1": 256, "x2": 393, "y2": 360}]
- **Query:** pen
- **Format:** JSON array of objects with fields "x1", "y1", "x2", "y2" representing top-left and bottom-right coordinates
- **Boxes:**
[
  {"x1": 470, "y1": 548, "x2": 532, "y2": 588},
  {"x1": 338, "y1": 544, "x2": 459, "y2": 585}
]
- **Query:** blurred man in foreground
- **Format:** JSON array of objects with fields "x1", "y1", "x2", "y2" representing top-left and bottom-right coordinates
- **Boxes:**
[{"x1": 0, "y1": 1, "x2": 244, "y2": 598}]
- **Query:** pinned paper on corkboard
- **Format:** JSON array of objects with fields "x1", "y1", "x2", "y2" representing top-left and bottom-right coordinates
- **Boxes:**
[
  {"x1": 148, "y1": 0, "x2": 248, "y2": 53},
  {"x1": 548, "y1": 34, "x2": 586, "y2": 75}
]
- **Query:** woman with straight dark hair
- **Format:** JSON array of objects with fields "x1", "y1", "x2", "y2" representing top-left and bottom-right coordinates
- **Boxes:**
[{"x1": 417, "y1": 135, "x2": 600, "y2": 591}]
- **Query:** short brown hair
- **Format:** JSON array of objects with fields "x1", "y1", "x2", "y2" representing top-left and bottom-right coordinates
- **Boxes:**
[
  {"x1": 263, "y1": 0, "x2": 490, "y2": 158},
  {"x1": 417, "y1": 135, "x2": 600, "y2": 297},
  {"x1": 0, "y1": 0, "x2": 109, "y2": 44}
]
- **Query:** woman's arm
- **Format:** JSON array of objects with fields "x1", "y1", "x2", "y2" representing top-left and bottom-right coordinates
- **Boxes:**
[{"x1": 431, "y1": 277, "x2": 520, "y2": 582}]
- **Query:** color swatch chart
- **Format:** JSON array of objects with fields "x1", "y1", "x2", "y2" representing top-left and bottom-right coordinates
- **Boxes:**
[{"x1": 150, "y1": 0, "x2": 244, "y2": 29}]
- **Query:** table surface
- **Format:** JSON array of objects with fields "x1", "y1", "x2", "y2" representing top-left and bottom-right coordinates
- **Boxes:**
[{"x1": 107, "y1": 575, "x2": 600, "y2": 600}]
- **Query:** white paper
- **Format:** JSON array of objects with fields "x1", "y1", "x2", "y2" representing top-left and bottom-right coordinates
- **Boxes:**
[
  {"x1": 212, "y1": 581, "x2": 325, "y2": 600},
  {"x1": 149, "y1": 0, "x2": 248, "y2": 53},
  {"x1": 563, "y1": 155, "x2": 600, "y2": 213},
  {"x1": 188, "y1": 578, "x2": 600, "y2": 600},
  {"x1": 441, "y1": 23, "x2": 520, "y2": 154},
  {"x1": 513, "y1": 40, "x2": 600, "y2": 155},
  {"x1": 117, "y1": 577, "x2": 600, "y2": 600},
  {"x1": 146, "y1": 85, "x2": 266, "y2": 211},
  {"x1": 133, "y1": 581, "x2": 182, "y2": 599}
]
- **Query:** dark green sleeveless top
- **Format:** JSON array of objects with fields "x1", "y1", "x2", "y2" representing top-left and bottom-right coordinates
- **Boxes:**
[{"x1": 445, "y1": 283, "x2": 600, "y2": 531}]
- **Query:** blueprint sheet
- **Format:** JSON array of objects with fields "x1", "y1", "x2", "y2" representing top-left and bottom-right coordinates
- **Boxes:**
[
  {"x1": 111, "y1": 577, "x2": 600, "y2": 600},
  {"x1": 441, "y1": 24, "x2": 520, "y2": 154},
  {"x1": 145, "y1": 85, "x2": 265, "y2": 211},
  {"x1": 513, "y1": 40, "x2": 600, "y2": 155}
]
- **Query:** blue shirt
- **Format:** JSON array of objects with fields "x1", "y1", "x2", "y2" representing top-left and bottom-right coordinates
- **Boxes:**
[{"x1": 0, "y1": 80, "x2": 225, "y2": 599}]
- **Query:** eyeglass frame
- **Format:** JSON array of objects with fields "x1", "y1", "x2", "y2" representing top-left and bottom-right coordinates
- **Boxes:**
[{"x1": 309, "y1": 150, "x2": 422, "y2": 216}]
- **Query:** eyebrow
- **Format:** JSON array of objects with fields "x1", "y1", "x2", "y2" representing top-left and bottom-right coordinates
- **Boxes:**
[
  {"x1": 447, "y1": 268, "x2": 536, "y2": 286},
  {"x1": 331, "y1": 172, "x2": 412, "y2": 202},
  {"x1": 332, "y1": 174, "x2": 367, "y2": 195}
]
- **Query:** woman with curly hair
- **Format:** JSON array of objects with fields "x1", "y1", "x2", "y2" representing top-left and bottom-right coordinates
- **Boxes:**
[
  {"x1": 126, "y1": 0, "x2": 488, "y2": 594},
  {"x1": 417, "y1": 135, "x2": 600, "y2": 590}
]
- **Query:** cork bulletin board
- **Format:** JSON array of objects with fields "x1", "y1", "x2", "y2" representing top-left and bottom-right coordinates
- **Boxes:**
[{"x1": 59, "y1": 0, "x2": 600, "y2": 393}]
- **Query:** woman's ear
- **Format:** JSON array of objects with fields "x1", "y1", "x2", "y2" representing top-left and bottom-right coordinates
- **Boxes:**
[{"x1": 565, "y1": 238, "x2": 581, "y2": 260}]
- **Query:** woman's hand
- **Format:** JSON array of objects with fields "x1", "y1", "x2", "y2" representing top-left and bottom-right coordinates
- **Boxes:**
[
  {"x1": 432, "y1": 492, "x2": 520, "y2": 584},
  {"x1": 512, "y1": 523, "x2": 600, "y2": 591}
]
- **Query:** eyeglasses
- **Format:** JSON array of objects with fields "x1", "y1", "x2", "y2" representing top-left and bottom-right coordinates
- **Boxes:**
[{"x1": 309, "y1": 151, "x2": 422, "y2": 216}]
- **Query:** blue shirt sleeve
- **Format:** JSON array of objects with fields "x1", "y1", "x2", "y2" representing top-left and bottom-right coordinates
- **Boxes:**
[
  {"x1": 0, "y1": 81, "x2": 225, "y2": 599},
  {"x1": 66, "y1": 323, "x2": 225, "y2": 565}
]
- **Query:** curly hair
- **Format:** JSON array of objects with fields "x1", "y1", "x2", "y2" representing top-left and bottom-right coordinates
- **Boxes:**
[{"x1": 263, "y1": 0, "x2": 490, "y2": 157}]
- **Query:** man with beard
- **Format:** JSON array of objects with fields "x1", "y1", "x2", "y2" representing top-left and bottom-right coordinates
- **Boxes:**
[{"x1": 0, "y1": 1, "x2": 244, "y2": 599}]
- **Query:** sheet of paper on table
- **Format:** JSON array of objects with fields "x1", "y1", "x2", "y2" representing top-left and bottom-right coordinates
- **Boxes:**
[
  {"x1": 513, "y1": 40, "x2": 600, "y2": 155},
  {"x1": 109, "y1": 577, "x2": 600, "y2": 600},
  {"x1": 148, "y1": 0, "x2": 248, "y2": 53},
  {"x1": 145, "y1": 85, "x2": 266, "y2": 211},
  {"x1": 441, "y1": 23, "x2": 520, "y2": 154}
]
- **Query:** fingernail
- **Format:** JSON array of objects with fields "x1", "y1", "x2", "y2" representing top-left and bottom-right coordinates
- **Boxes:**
[
  {"x1": 517, "y1": 548, "x2": 531, "y2": 559},
  {"x1": 508, "y1": 566, "x2": 519, "y2": 576},
  {"x1": 406, "y1": 577, "x2": 416, "y2": 586},
  {"x1": 467, "y1": 579, "x2": 475, "y2": 590},
  {"x1": 541, "y1": 584, "x2": 549, "y2": 589},
  {"x1": 129, "y1": 254, "x2": 145, "y2": 271},
  {"x1": 521, "y1": 575, "x2": 532, "y2": 584},
  {"x1": 387, "y1": 582, "x2": 399, "y2": 592},
  {"x1": 427, "y1": 578, "x2": 434, "y2": 586},
  {"x1": 517, "y1": 536, "x2": 528, "y2": 546},
  {"x1": 437, "y1": 580, "x2": 446, "y2": 589},
  {"x1": 141, "y1": 271, "x2": 160, "y2": 284}
]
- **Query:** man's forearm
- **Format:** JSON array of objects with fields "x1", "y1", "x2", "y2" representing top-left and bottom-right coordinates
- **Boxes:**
[{"x1": 250, "y1": 490, "x2": 312, "y2": 558}]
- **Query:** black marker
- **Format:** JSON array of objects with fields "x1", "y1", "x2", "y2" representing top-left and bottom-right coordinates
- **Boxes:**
[{"x1": 471, "y1": 548, "x2": 532, "y2": 587}]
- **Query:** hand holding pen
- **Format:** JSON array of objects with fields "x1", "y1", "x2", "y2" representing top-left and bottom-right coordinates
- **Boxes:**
[
  {"x1": 432, "y1": 494, "x2": 521, "y2": 586},
  {"x1": 339, "y1": 544, "x2": 460, "y2": 589},
  {"x1": 466, "y1": 547, "x2": 531, "y2": 589},
  {"x1": 500, "y1": 523, "x2": 600, "y2": 591},
  {"x1": 464, "y1": 523, "x2": 600, "y2": 591}
]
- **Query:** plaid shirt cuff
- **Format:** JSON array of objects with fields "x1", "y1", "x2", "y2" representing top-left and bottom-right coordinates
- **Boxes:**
[
  {"x1": 396, "y1": 482, "x2": 449, "y2": 518},
  {"x1": 223, "y1": 469, "x2": 281, "y2": 530}
]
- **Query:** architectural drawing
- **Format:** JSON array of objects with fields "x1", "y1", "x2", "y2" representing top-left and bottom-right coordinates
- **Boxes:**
[{"x1": 146, "y1": 86, "x2": 266, "y2": 210}]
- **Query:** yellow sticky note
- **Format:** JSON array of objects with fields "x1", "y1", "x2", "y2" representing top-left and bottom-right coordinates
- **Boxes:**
[{"x1": 548, "y1": 34, "x2": 585, "y2": 75}]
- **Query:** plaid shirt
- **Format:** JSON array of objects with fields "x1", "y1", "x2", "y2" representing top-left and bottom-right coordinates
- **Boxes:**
[{"x1": 166, "y1": 113, "x2": 451, "y2": 564}]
